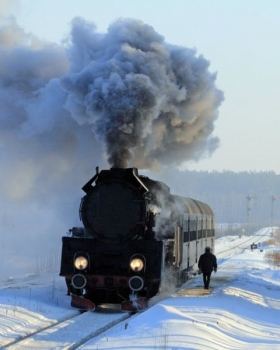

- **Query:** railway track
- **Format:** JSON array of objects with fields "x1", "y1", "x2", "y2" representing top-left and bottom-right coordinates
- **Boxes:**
[
  {"x1": 215, "y1": 227, "x2": 271, "y2": 261},
  {"x1": 1, "y1": 228, "x2": 274, "y2": 349},
  {"x1": 0, "y1": 274, "x2": 131, "y2": 349},
  {"x1": 2, "y1": 308, "x2": 130, "y2": 350}
]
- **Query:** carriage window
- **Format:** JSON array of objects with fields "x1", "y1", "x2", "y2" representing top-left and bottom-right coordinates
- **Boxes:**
[
  {"x1": 190, "y1": 231, "x2": 196, "y2": 241},
  {"x1": 184, "y1": 231, "x2": 190, "y2": 242}
]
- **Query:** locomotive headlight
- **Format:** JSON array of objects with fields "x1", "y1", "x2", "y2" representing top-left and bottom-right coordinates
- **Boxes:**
[
  {"x1": 130, "y1": 258, "x2": 144, "y2": 272},
  {"x1": 74, "y1": 256, "x2": 88, "y2": 270}
]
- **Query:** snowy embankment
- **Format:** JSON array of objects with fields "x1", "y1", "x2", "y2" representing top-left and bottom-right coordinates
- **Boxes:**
[{"x1": 1, "y1": 227, "x2": 280, "y2": 349}]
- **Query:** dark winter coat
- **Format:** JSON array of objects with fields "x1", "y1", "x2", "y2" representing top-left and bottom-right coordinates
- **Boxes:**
[{"x1": 198, "y1": 252, "x2": 217, "y2": 274}]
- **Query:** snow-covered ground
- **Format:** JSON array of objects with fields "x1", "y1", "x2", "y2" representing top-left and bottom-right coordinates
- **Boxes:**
[{"x1": 1, "y1": 227, "x2": 280, "y2": 349}]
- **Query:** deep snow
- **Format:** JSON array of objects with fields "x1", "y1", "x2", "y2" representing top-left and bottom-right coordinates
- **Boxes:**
[{"x1": 0, "y1": 227, "x2": 280, "y2": 349}]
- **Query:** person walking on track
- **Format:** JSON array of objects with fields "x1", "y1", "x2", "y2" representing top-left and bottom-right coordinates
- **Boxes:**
[{"x1": 198, "y1": 247, "x2": 217, "y2": 289}]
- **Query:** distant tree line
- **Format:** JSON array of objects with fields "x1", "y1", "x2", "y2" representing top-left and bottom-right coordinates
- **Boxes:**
[{"x1": 155, "y1": 170, "x2": 280, "y2": 227}]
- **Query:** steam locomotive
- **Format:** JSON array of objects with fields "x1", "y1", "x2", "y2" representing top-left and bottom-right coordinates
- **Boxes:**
[{"x1": 59, "y1": 167, "x2": 215, "y2": 312}]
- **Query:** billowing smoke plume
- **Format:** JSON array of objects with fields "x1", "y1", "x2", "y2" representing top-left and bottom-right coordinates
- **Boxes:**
[
  {"x1": 63, "y1": 18, "x2": 224, "y2": 169},
  {"x1": 0, "y1": 15, "x2": 223, "y2": 279},
  {"x1": 1, "y1": 16, "x2": 223, "y2": 191}
]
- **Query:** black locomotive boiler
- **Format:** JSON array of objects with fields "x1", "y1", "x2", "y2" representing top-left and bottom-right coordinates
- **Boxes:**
[{"x1": 59, "y1": 167, "x2": 215, "y2": 311}]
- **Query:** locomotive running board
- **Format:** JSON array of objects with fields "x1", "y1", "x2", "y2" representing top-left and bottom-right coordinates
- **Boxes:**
[
  {"x1": 71, "y1": 294, "x2": 95, "y2": 311},
  {"x1": 121, "y1": 297, "x2": 148, "y2": 312}
]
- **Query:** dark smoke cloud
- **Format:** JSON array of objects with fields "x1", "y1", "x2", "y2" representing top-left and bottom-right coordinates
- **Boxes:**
[
  {"x1": 1, "y1": 17, "x2": 223, "y2": 197},
  {"x1": 62, "y1": 17, "x2": 224, "y2": 169},
  {"x1": 0, "y1": 15, "x2": 223, "y2": 279}
]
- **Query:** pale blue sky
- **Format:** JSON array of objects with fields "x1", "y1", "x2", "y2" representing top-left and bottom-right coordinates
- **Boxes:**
[{"x1": 6, "y1": 0, "x2": 280, "y2": 173}]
